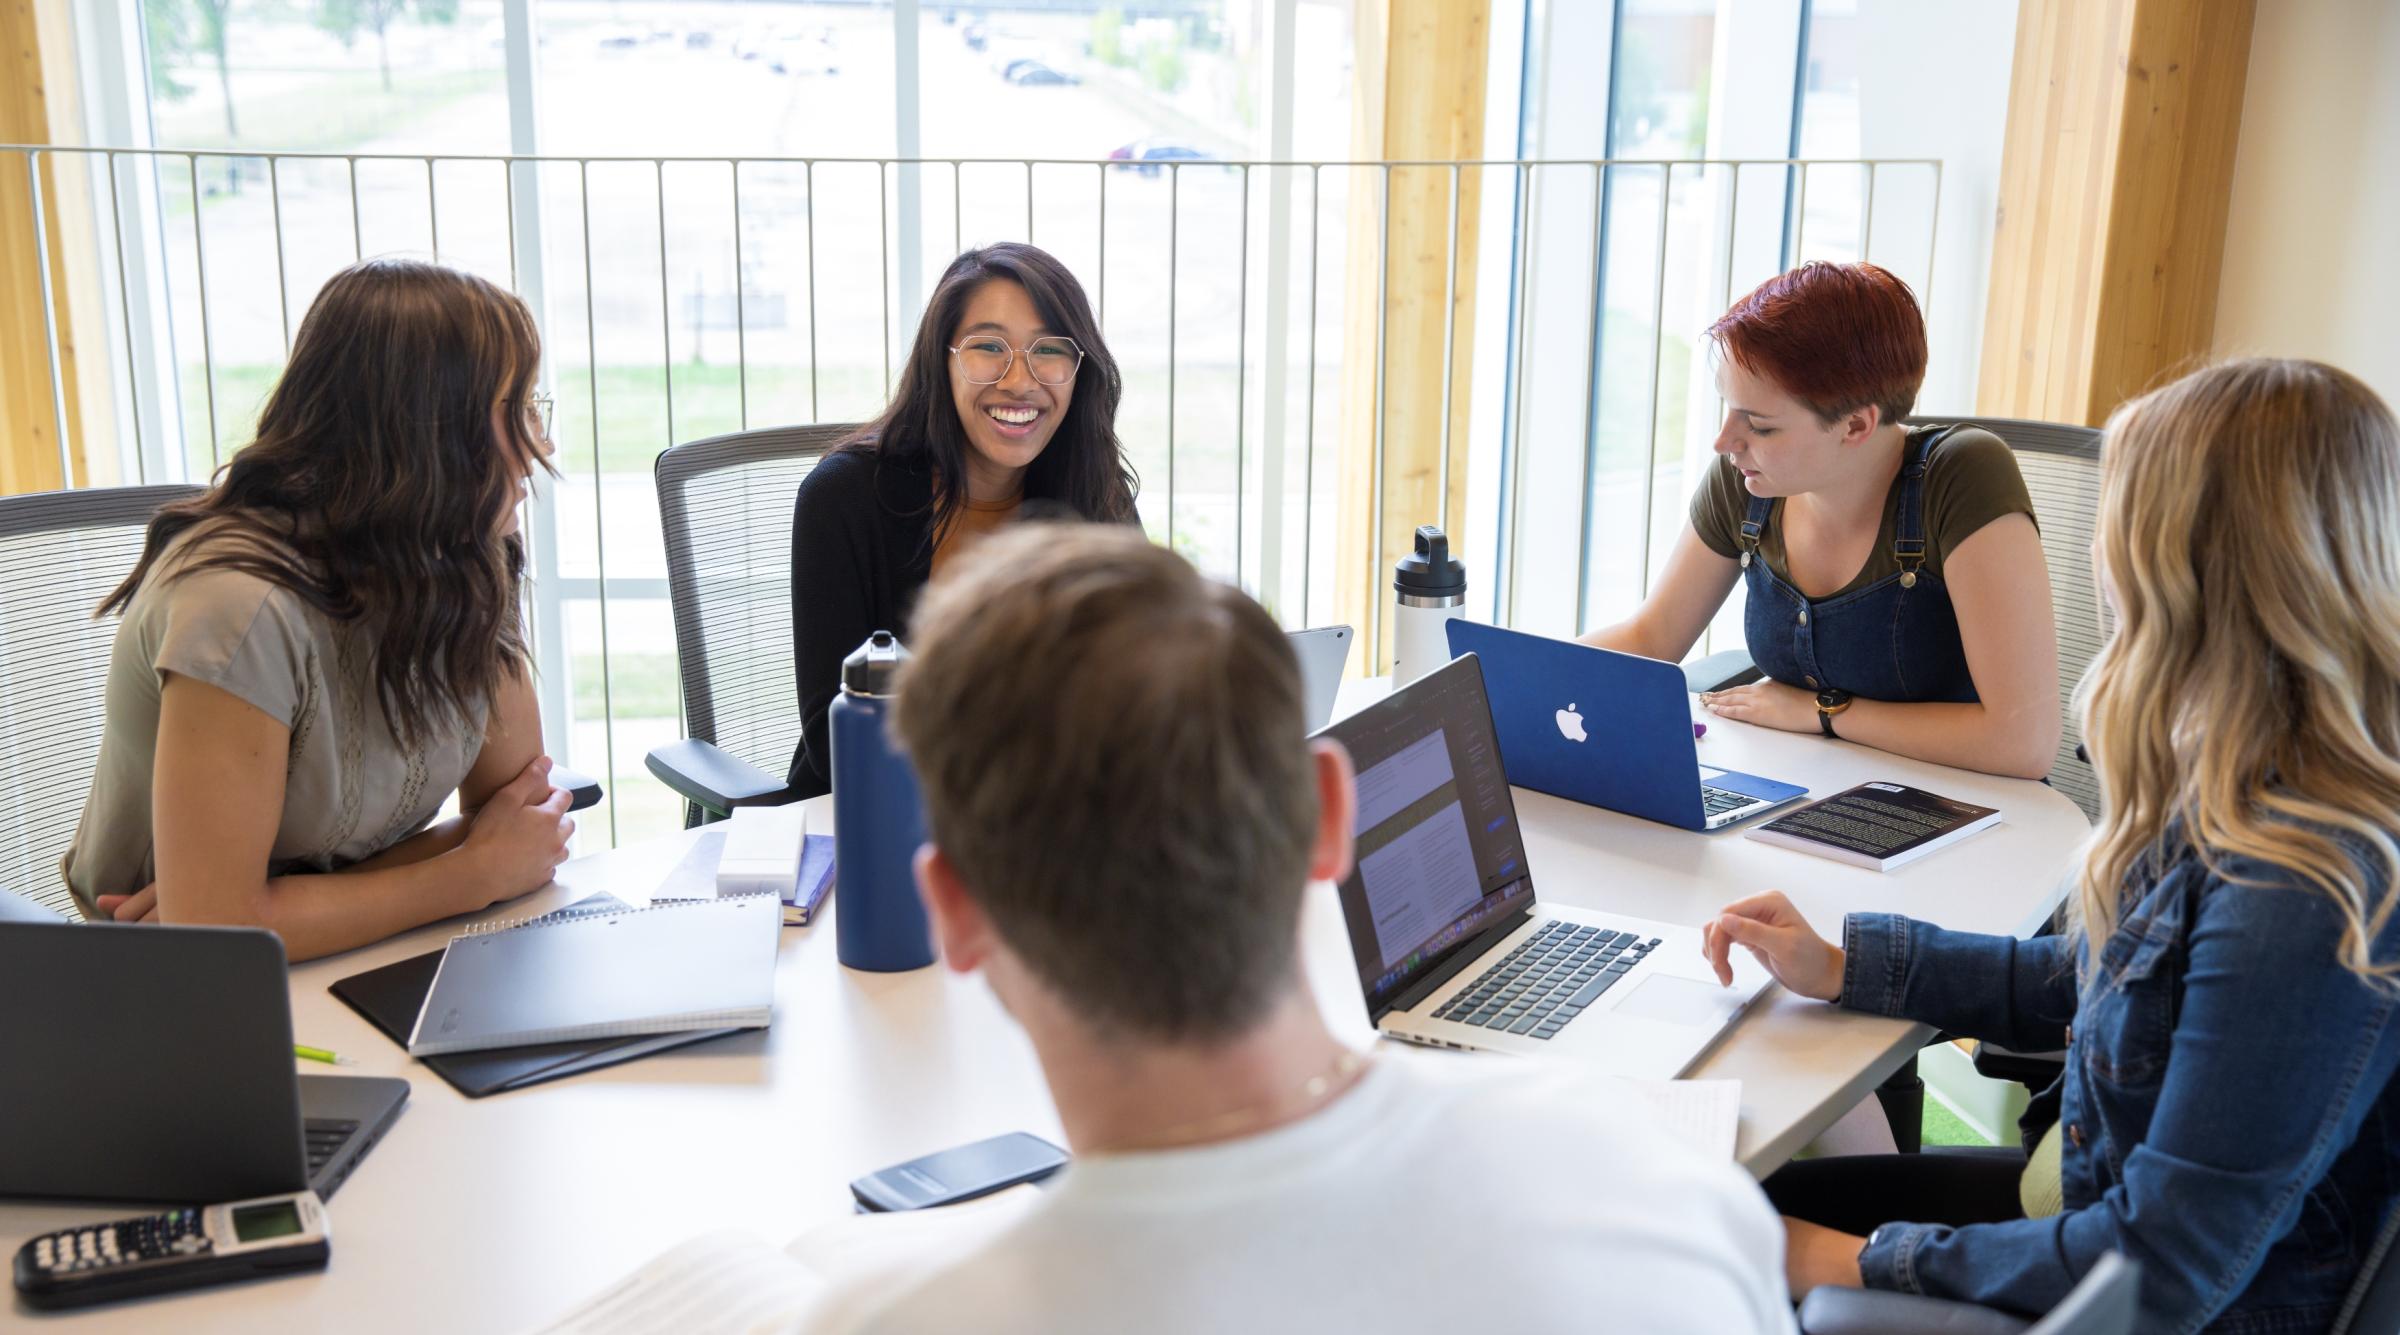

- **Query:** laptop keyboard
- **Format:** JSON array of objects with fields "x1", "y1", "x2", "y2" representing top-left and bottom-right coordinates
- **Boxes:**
[
  {"x1": 304, "y1": 1119, "x2": 359, "y2": 1177},
  {"x1": 1429, "y1": 920, "x2": 1659, "y2": 1041},
  {"x1": 1701, "y1": 784, "x2": 1760, "y2": 820}
]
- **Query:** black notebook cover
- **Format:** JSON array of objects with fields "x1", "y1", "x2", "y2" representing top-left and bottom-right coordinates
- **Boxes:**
[{"x1": 332, "y1": 946, "x2": 739, "y2": 1099}]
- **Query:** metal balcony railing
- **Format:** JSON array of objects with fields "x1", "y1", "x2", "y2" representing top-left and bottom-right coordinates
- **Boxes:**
[{"x1": 4, "y1": 145, "x2": 1939, "y2": 846}]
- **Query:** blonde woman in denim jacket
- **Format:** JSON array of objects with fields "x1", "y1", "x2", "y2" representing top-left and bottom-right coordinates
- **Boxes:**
[{"x1": 1706, "y1": 359, "x2": 2400, "y2": 1334}]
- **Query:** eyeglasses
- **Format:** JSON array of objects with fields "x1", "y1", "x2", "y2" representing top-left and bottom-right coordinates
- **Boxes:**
[
  {"x1": 522, "y1": 394, "x2": 554, "y2": 441},
  {"x1": 949, "y1": 335, "x2": 1084, "y2": 387}
]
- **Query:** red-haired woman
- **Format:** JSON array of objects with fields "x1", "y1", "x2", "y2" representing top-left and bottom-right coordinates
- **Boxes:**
[{"x1": 1581, "y1": 262, "x2": 2059, "y2": 779}]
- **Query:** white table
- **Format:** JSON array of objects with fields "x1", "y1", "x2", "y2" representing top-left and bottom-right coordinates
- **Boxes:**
[{"x1": 3, "y1": 697, "x2": 2087, "y2": 1332}]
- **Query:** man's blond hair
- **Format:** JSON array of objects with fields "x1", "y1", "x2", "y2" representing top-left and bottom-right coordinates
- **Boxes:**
[{"x1": 892, "y1": 524, "x2": 1319, "y2": 1041}]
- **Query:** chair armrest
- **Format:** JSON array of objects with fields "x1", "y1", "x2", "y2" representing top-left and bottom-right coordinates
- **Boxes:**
[
  {"x1": 548, "y1": 765, "x2": 604, "y2": 813},
  {"x1": 1798, "y1": 1287, "x2": 2032, "y2": 1335},
  {"x1": 1682, "y1": 647, "x2": 1764, "y2": 693},
  {"x1": 1972, "y1": 1041, "x2": 2067, "y2": 1089},
  {"x1": 644, "y1": 739, "x2": 800, "y2": 820}
]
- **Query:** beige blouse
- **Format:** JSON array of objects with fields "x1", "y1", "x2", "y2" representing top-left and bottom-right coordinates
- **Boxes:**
[{"x1": 61, "y1": 531, "x2": 489, "y2": 915}]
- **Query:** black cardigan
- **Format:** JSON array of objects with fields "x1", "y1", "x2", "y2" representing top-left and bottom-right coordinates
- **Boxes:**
[{"x1": 785, "y1": 447, "x2": 940, "y2": 798}]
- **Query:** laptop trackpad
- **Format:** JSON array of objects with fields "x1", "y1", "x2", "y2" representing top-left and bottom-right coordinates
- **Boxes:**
[{"x1": 1614, "y1": 974, "x2": 1744, "y2": 1027}]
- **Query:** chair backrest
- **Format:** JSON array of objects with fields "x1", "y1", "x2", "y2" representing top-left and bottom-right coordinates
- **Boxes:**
[
  {"x1": 654, "y1": 424, "x2": 855, "y2": 791},
  {"x1": 2029, "y1": 1252, "x2": 2139, "y2": 1335},
  {"x1": 0, "y1": 485, "x2": 204, "y2": 919},
  {"x1": 2333, "y1": 1199, "x2": 2400, "y2": 1335},
  {"x1": 1912, "y1": 416, "x2": 2109, "y2": 820}
]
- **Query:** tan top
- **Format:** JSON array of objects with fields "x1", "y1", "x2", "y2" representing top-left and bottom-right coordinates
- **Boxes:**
[
  {"x1": 929, "y1": 492, "x2": 1023, "y2": 582},
  {"x1": 1689, "y1": 425, "x2": 2036, "y2": 599},
  {"x1": 60, "y1": 529, "x2": 489, "y2": 914}
]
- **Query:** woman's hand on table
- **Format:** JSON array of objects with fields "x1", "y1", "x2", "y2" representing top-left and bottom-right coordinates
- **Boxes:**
[
  {"x1": 1698, "y1": 679, "x2": 1819, "y2": 733},
  {"x1": 1702, "y1": 891, "x2": 1845, "y2": 1001}
]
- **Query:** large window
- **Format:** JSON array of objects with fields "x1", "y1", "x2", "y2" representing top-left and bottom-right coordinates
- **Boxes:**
[
  {"x1": 56, "y1": 0, "x2": 2007, "y2": 846},
  {"x1": 1494, "y1": 0, "x2": 1984, "y2": 651},
  {"x1": 110, "y1": 0, "x2": 1360, "y2": 848}
]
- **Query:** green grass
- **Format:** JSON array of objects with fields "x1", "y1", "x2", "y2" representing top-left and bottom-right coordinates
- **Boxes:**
[
  {"x1": 152, "y1": 67, "x2": 508, "y2": 158},
  {"x1": 174, "y1": 361, "x2": 894, "y2": 481},
  {"x1": 175, "y1": 360, "x2": 1257, "y2": 488},
  {"x1": 1922, "y1": 1096, "x2": 1997, "y2": 1148},
  {"x1": 572, "y1": 652, "x2": 680, "y2": 721}
]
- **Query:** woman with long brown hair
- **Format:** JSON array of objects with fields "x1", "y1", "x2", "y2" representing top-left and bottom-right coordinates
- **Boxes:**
[
  {"x1": 1706, "y1": 359, "x2": 2400, "y2": 1329},
  {"x1": 63, "y1": 258, "x2": 578, "y2": 962}
]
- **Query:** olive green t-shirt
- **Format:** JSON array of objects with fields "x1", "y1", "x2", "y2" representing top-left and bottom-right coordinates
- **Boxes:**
[
  {"x1": 60, "y1": 528, "x2": 489, "y2": 914},
  {"x1": 1689, "y1": 425, "x2": 2036, "y2": 599}
]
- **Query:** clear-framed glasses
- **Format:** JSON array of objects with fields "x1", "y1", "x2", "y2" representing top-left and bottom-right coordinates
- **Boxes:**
[
  {"x1": 522, "y1": 393, "x2": 555, "y2": 441},
  {"x1": 950, "y1": 335, "x2": 1084, "y2": 387}
]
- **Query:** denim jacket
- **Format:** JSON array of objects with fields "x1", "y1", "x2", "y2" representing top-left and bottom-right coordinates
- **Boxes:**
[{"x1": 1841, "y1": 835, "x2": 2400, "y2": 1334}]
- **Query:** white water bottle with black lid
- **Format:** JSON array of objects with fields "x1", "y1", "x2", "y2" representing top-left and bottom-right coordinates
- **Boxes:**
[{"x1": 1392, "y1": 525, "x2": 1467, "y2": 688}]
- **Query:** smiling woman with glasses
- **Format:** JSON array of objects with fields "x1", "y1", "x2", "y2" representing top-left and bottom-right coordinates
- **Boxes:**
[{"x1": 783, "y1": 242, "x2": 1141, "y2": 798}]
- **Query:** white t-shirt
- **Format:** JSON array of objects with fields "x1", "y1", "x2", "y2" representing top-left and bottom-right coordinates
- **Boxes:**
[{"x1": 798, "y1": 1054, "x2": 1795, "y2": 1335}]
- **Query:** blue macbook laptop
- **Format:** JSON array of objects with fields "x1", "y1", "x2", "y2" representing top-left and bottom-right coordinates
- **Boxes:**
[{"x1": 1445, "y1": 621, "x2": 1808, "y2": 831}]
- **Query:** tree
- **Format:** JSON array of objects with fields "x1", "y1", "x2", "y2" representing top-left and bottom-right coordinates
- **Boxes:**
[
  {"x1": 316, "y1": 0, "x2": 459, "y2": 94},
  {"x1": 143, "y1": 0, "x2": 240, "y2": 139}
]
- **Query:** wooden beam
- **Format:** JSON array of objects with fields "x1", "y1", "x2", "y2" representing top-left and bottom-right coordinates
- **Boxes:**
[
  {"x1": 1337, "y1": 0, "x2": 1488, "y2": 672},
  {"x1": 1978, "y1": 0, "x2": 2257, "y2": 426},
  {"x1": 1, "y1": 0, "x2": 100, "y2": 493}
]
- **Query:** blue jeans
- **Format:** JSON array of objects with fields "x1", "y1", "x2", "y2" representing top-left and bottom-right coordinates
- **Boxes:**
[{"x1": 1738, "y1": 424, "x2": 1979, "y2": 706}]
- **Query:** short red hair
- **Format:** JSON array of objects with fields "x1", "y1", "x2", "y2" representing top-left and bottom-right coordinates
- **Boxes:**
[{"x1": 1708, "y1": 261, "x2": 1927, "y2": 426}]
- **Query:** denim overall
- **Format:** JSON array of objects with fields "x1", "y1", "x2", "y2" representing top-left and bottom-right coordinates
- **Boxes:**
[{"x1": 1737, "y1": 425, "x2": 1979, "y2": 704}]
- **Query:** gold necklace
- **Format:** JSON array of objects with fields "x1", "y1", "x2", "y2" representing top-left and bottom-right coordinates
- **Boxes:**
[{"x1": 1116, "y1": 1048, "x2": 1372, "y2": 1153}]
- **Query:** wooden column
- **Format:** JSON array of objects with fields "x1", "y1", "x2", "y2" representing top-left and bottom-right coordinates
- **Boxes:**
[
  {"x1": 1978, "y1": 0, "x2": 2257, "y2": 426},
  {"x1": 1337, "y1": 0, "x2": 1489, "y2": 672},
  {"x1": 2, "y1": 0, "x2": 101, "y2": 494}
]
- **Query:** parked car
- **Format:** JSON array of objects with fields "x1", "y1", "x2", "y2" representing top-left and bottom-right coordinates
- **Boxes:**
[
  {"x1": 963, "y1": 22, "x2": 987, "y2": 51},
  {"x1": 1006, "y1": 61, "x2": 1077, "y2": 86},
  {"x1": 1107, "y1": 140, "x2": 1217, "y2": 177}
]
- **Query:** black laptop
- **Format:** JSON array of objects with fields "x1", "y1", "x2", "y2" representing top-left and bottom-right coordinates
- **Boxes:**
[{"x1": 0, "y1": 890, "x2": 407, "y2": 1205}]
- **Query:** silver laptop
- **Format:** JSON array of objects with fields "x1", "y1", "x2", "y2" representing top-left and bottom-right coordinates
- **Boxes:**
[
  {"x1": 0, "y1": 890, "x2": 408, "y2": 1204},
  {"x1": 1315, "y1": 654, "x2": 1772, "y2": 1077},
  {"x1": 1289, "y1": 625, "x2": 1354, "y2": 731}
]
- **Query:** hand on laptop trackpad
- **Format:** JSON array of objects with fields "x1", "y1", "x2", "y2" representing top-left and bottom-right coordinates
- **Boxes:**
[{"x1": 1613, "y1": 974, "x2": 1744, "y2": 1027}]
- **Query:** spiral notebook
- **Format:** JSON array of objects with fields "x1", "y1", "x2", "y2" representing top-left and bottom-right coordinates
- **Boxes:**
[{"x1": 406, "y1": 893, "x2": 780, "y2": 1056}]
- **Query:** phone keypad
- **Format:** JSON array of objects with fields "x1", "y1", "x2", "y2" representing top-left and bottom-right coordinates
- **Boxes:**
[{"x1": 32, "y1": 1209, "x2": 207, "y2": 1273}]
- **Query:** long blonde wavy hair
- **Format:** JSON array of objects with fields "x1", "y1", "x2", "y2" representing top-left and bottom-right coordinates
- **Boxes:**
[{"x1": 2077, "y1": 358, "x2": 2400, "y2": 983}]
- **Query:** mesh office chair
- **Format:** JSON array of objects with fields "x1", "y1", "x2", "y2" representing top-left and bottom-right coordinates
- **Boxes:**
[
  {"x1": 1908, "y1": 416, "x2": 2109, "y2": 821},
  {"x1": 0, "y1": 485, "x2": 601, "y2": 925},
  {"x1": 0, "y1": 485, "x2": 203, "y2": 920},
  {"x1": 646, "y1": 423, "x2": 856, "y2": 824},
  {"x1": 2332, "y1": 1200, "x2": 2400, "y2": 1335},
  {"x1": 1798, "y1": 1251, "x2": 2137, "y2": 1335}
]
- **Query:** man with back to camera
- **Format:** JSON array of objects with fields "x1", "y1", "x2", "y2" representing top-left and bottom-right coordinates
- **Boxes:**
[{"x1": 803, "y1": 523, "x2": 1796, "y2": 1334}]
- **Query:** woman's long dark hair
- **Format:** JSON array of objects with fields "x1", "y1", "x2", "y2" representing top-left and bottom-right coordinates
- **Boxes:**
[
  {"x1": 848, "y1": 243, "x2": 1138, "y2": 542},
  {"x1": 102, "y1": 258, "x2": 554, "y2": 745}
]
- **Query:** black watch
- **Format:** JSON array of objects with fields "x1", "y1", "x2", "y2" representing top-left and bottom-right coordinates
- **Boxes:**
[{"x1": 1816, "y1": 689, "x2": 1854, "y2": 738}]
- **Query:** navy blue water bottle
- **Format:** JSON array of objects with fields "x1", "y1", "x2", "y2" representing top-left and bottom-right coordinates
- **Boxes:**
[{"x1": 830, "y1": 631, "x2": 936, "y2": 972}]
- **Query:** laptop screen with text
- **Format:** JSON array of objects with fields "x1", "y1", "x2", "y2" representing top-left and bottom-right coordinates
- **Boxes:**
[{"x1": 1318, "y1": 654, "x2": 1535, "y2": 1018}]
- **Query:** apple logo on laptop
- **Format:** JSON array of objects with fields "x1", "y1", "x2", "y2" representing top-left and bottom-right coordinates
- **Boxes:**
[{"x1": 1556, "y1": 702, "x2": 1588, "y2": 743}]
